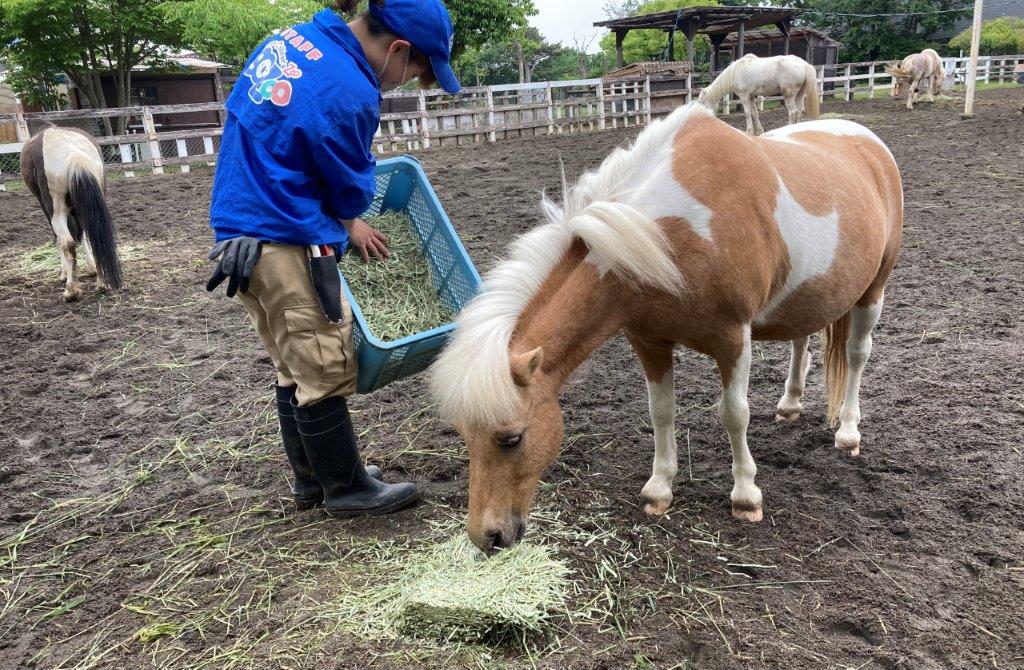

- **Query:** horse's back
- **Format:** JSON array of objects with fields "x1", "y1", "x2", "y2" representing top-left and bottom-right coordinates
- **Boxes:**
[
  {"x1": 37, "y1": 127, "x2": 105, "y2": 190},
  {"x1": 650, "y1": 114, "x2": 902, "y2": 339}
]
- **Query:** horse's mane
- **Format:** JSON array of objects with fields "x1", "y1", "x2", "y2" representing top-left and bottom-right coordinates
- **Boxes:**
[
  {"x1": 430, "y1": 104, "x2": 706, "y2": 428},
  {"x1": 700, "y1": 57, "x2": 746, "y2": 104}
]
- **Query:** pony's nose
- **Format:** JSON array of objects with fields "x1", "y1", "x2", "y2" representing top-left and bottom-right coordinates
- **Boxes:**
[{"x1": 478, "y1": 517, "x2": 527, "y2": 556}]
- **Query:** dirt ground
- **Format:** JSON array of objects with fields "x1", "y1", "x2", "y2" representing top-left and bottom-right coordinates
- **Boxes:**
[{"x1": 1, "y1": 88, "x2": 1022, "y2": 670}]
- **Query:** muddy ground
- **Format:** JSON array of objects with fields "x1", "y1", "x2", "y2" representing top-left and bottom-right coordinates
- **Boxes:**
[{"x1": 1, "y1": 88, "x2": 1022, "y2": 670}]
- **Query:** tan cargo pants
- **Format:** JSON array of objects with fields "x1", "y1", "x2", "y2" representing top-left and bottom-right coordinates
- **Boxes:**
[{"x1": 236, "y1": 244, "x2": 357, "y2": 405}]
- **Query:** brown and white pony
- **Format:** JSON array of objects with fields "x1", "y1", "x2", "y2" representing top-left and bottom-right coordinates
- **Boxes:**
[
  {"x1": 887, "y1": 49, "x2": 945, "y2": 109},
  {"x1": 430, "y1": 103, "x2": 902, "y2": 554},
  {"x1": 699, "y1": 54, "x2": 821, "y2": 135},
  {"x1": 20, "y1": 125, "x2": 122, "y2": 301}
]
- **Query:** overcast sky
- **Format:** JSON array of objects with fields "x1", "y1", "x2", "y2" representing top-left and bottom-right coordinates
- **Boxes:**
[{"x1": 530, "y1": 0, "x2": 610, "y2": 53}]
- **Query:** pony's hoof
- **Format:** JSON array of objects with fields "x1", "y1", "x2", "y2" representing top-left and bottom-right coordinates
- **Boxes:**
[
  {"x1": 775, "y1": 408, "x2": 801, "y2": 422},
  {"x1": 835, "y1": 431, "x2": 861, "y2": 457},
  {"x1": 731, "y1": 503, "x2": 763, "y2": 522},
  {"x1": 641, "y1": 496, "x2": 671, "y2": 516},
  {"x1": 63, "y1": 287, "x2": 83, "y2": 302},
  {"x1": 95, "y1": 283, "x2": 109, "y2": 294}
]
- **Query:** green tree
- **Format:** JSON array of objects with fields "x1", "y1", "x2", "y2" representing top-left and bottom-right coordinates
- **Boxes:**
[
  {"x1": 0, "y1": 0, "x2": 186, "y2": 133},
  {"x1": 599, "y1": 0, "x2": 718, "y2": 68},
  {"x1": 444, "y1": 0, "x2": 536, "y2": 59},
  {"x1": 800, "y1": 0, "x2": 968, "y2": 62},
  {"x1": 163, "y1": 0, "x2": 321, "y2": 68},
  {"x1": 949, "y1": 17, "x2": 1024, "y2": 55}
]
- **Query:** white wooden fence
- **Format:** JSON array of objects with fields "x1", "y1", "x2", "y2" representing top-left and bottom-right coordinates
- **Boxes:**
[{"x1": 1, "y1": 54, "x2": 1021, "y2": 189}]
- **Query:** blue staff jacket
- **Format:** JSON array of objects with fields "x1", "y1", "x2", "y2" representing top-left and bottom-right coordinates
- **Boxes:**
[{"x1": 209, "y1": 9, "x2": 381, "y2": 250}]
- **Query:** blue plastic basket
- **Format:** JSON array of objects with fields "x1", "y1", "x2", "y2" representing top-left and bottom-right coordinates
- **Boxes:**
[{"x1": 340, "y1": 155, "x2": 482, "y2": 394}]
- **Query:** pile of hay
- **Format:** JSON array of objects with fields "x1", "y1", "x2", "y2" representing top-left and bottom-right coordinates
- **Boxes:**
[
  {"x1": 340, "y1": 211, "x2": 454, "y2": 341},
  {"x1": 395, "y1": 536, "x2": 569, "y2": 643},
  {"x1": 334, "y1": 535, "x2": 569, "y2": 645}
]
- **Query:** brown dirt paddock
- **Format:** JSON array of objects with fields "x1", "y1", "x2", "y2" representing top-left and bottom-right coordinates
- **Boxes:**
[{"x1": 1, "y1": 88, "x2": 1022, "y2": 670}]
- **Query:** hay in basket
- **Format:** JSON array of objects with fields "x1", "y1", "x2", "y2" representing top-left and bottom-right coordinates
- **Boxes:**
[{"x1": 340, "y1": 211, "x2": 454, "y2": 341}]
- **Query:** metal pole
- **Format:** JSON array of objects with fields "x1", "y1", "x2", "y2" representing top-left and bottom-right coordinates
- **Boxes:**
[{"x1": 962, "y1": 0, "x2": 983, "y2": 119}]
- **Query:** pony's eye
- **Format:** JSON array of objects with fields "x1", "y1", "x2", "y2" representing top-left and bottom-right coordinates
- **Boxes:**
[{"x1": 496, "y1": 432, "x2": 524, "y2": 449}]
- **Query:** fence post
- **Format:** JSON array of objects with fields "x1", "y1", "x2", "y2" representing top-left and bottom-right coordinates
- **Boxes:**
[
  {"x1": 844, "y1": 63, "x2": 853, "y2": 101},
  {"x1": 142, "y1": 107, "x2": 163, "y2": 175},
  {"x1": 645, "y1": 76, "x2": 652, "y2": 124},
  {"x1": 982, "y1": 55, "x2": 990, "y2": 83},
  {"x1": 817, "y1": 65, "x2": 825, "y2": 104},
  {"x1": 176, "y1": 139, "x2": 190, "y2": 174},
  {"x1": 868, "y1": 63, "x2": 876, "y2": 98},
  {"x1": 418, "y1": 90, "x2": 432, "y2": 149},
  {"x1": 484, "y1": 88, "x2": 496, "y2": 143},
  {"x1": 203, "y1": 136, "x2": 215, "y2": 166},
  {"x1": 14, "y1": 112, "x2": 30, "y2": 141},
  {"x1": 119, "y1": 144, "x2": 135, "y2": 178},
  {"x1": 685, "y1": 72, "x2": 693, "y2": 104},
  {"x1": 546, "y1": 82, "x2": 554, "y2": 135},
  {"x1": 597, "y1": 81, "x2": 606, "y2": 131}
]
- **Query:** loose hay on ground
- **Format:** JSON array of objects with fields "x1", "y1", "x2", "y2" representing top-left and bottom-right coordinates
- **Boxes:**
[{"x1": 340, "y1": 211, "x2": 453, "y2": 341}]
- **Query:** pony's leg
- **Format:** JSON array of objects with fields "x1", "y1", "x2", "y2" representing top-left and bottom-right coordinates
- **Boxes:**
[
  {"x1": 741, "y1": 95, "x2": 756, "y2": 134},
  {"x1": 907, "y1": 79, "x2": 917, "y2": 109},
  {"x1": 749, "y1": 96, "x2": 765, "y2": 134},
  {"x1": 783, "y1": 94, "x2": 799, "y2": 125},
  {"x1": 51, "y1": 202, "x2": 82, "y2": 302},
  {"x1": 775, "y1": 336, "x2": 810, "y2": 421},
  {"x1": 81, "y1": 237, "x2": 98, "y2": 278},
  {"x1": 629, "y1": 337, "x2": 678, "y2": 516},
  {"x1": 835, "y1": 298, "x2": 884, "y2": 456},
  {"x1": 715, "y1": 326, "x2": 761, "y2": 521}
]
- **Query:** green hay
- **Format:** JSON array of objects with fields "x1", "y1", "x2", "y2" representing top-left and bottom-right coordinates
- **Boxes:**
[
  {"x1": 332, "y1": 535, "x2": 569, "y2": 645},
  {"x1": 135, "y1": 622, "x2": 181, "y2": 645},
  {"x1": 1, "y1": 241, "x2": 145, "y2": 283},
  {"x1": 340, "y1": 211, "x2": 453, "y2": 342}
]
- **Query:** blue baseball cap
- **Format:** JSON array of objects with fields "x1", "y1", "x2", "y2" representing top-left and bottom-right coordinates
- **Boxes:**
[{"x1": 370, "y1": 0, "x2": 461, "y2": 94}]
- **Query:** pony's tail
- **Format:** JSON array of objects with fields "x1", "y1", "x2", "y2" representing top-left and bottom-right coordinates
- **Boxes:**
[
  {"x1": 69, "y1": 160, "x2": 122, "y2": 290},
  {"x1": 822, "y1": 311, "x2": 851, "y2": 427},
  {"x1": 801, "y1": 62, "x2": 821, "y2": 120}
]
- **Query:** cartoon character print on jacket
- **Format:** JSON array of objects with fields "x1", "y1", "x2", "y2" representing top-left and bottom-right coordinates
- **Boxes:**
[{"x1": 244, "y1": 41, "x2": 303, "y2": 107}]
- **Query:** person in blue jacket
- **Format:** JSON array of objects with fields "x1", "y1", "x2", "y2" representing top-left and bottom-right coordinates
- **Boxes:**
[{"x1": 205, "y1": 0, "x2": 460, "y2": 517}]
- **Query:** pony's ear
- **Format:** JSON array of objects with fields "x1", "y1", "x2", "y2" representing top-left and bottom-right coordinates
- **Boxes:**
[{"x1": 511, "y1": 347, "x2": 544, "y2": 387}]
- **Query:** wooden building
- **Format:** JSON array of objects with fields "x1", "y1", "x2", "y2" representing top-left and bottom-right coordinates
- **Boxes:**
[
  {"x1": 720, "y1": 27, "x2": 840, "y2": 68},
  {"x1": 595, "y1": 5, "x2": 801, "y2": 73},
  {"x1": 67, "y1": 52, "x2": 231, "y2": 131}
]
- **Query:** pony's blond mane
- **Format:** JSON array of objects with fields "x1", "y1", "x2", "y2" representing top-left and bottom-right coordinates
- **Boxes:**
[{"x1": 430, "y1": 104, "x2": 709, "y2": 429}]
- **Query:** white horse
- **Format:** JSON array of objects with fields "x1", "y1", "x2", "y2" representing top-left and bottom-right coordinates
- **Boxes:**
[
  {"x1": 20, "y1": 125, "x2": 122, "y2": 301},
  {"x1": 699, "y1": 54, "x2": 821, "y2": 134},
  {"x1": 887, "y1": 49, "x2": 945, "y2": 109}
]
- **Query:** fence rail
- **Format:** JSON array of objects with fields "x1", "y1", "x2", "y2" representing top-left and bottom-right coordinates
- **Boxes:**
[{"x1": 1, "y1": 54, "x2": 1021, "y2": 188}]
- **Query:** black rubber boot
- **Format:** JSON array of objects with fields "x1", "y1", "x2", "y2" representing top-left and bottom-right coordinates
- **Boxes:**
[
  {"x1": 292, "y1": 395, "x2": 420, "y2": 517},
  {"x1": 276, "y1": 385, "x2": 381, "y2": 510}
]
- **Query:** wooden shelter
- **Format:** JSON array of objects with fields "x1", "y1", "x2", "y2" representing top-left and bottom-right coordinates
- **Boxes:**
[
  {"x1": 595, "y1": 5, "x2": 800, "y2": 72},
  {"x1": 721, "y1": 27, "x2": 840, "y2": 68}
]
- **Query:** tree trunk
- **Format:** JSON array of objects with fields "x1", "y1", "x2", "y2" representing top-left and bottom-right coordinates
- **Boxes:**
[{"x1": 515, "y1": 42, "x2": 525, "y2": 84}]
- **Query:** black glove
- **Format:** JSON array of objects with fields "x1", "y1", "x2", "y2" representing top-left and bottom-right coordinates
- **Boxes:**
[{"x1": 206, "y1": 237, "x2": 262, "y2": 298}]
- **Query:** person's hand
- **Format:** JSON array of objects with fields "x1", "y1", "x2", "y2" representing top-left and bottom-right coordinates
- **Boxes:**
[
  {"x1": 205, "y1": 236, "x2": 262, "y2": 297},
  {"x1": 346, "y1": 217, "x2": 390, "y2": 262}
]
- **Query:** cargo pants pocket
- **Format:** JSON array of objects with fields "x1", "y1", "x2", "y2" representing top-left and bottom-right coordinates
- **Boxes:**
[{"x1": 282, "y1": 304, "x2": 351, "y2": 385}]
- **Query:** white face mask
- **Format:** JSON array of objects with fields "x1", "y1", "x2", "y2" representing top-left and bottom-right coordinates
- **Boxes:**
[{"x1": 377, "y1": 45, "x2": 411, "y2": 92}]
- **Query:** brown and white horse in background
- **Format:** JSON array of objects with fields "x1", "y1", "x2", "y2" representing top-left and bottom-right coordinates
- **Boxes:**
[
  {"x1": 699, "y1": 54, "x2": 821, "y2": 134},
  {"x1": 20, "y1": 125, "x2": 122, "y2": 301},
  {"x1": 431, "y1": 103, "x2": 902, "y2": 554},
  {"x1": 888, "y1": 49, "x2": 945, "y2": 109}
]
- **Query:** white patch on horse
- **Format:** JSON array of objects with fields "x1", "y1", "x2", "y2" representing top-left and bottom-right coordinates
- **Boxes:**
[
  {"x1": 633, "y1": 173, "x2": 713, "y2": 241},
  {"x1": 762, "y1": 119, "x2": 895, "y2": 162},
  {"x1": 755, "y1": 177, "x2": 840, "y2": 324}
]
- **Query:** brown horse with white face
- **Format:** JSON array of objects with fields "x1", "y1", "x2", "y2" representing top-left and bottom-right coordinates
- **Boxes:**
[{"x1": 430, "y1": 103, "x2": 903, "y2": 554}]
